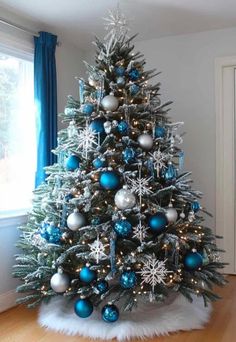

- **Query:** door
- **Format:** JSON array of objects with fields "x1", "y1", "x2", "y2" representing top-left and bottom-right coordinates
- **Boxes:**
[{"x1": 215, "y1": 57, "x2": 236, "y2": 274}]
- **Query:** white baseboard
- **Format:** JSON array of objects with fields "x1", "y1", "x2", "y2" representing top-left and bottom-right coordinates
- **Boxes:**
[{"x1": 0, "y1": 290, "x2": 17, "y2": 313}]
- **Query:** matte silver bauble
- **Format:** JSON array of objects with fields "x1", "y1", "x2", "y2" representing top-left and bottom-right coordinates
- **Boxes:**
[
  {"x1": 101, "y1": 95, "x2": 119, "y2": 112},
  {"x1": 165, "y1": 207, "x2": 178, "y2": 223},
  {"x1": 50, "y1": 272, "x2": 70, "y2": 293},
  {"x1": 67, "y1": 211, "x2": 86, "y2": 231},
  {"x1": 114, "y1": 189, "x2": 136, "y2": 210},
  {"x1": 138, "y1": 133, "x2": 153, "y2": 150}
]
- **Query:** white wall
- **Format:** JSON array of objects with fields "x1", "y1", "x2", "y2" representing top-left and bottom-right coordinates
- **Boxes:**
[
  {"x1": 56, "y1": 41, "x2": 86, "y2": 129},
  {"x1": 0, "y1": 7, "x2": 85, "y2": 311},
  {"x1": 132, "y1": 27, "x2": 236, "y2": 229}
]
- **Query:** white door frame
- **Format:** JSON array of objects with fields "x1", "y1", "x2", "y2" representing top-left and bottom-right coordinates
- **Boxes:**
[{"x1": 215, "y1": 56, "x2": 236, "y2": 274}]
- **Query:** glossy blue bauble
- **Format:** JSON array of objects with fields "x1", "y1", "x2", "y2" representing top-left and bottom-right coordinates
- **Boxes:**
[
  {"x1": 155, "y1": 126, "x2": 166, "y2": 138},
  {"x1": 148, "y1": 212, "x2": 168, "y2": 234},
  {"x1": 89, "y1": 118, "x2": 106, "y2": 134},
  {"x1": 113, "y1": 219, "x2": 132, "y2": 237},
  {"x1": 74, "y1": 298, "x2": 93, "y2": 318},
  {"x1": 81, "y1": 102, "x2": 94, "y2": 116},
  {"x1": 79, "y1": 266, "x2": 97, "y2": 284},
  {"x1": 102, "y1": 304, "x2": 119, "y2": 323},
  {"x1": 65, "y1": 155, "x2": 80, "y2": 171},
  {"x1": 99, "y1": 171, "x2": 120, "y2": 190},
  {"x1": 95, "y1": 280, "x2": 109, "y2": 294},
  {"x1": 117, "y1": 120, "x2": 129, "y2": 134},
  {"x1": 184, "y1": 251, "x2": 203, "y2": 271},
  {"x1": 162, "y1": 164, "x2": 177, "y2": 182},
  {"x1": 115, "y1": 66, "x2": 125, "y2": 76},
  {"x1": 130, "y1": 83, "x2": 140, "y2": 96},
  {"x1": 120, "y1": 271, "x2": 137, "y2": 289},
  {"x1": 129, "y1": 68, "x2": 140, "y2": 81},
  {"x1": 93, "y1": 157, "x2": 107, "y2": 169},
  {"x1": 40, "y1": 223, "x2": 62, "y2": 244},
  {"x1": 191, "y1": 201, "x2": 201, "y2": 213},
  {"x1": 122, "y1": 147, "x2": 136, "y2": 164}
]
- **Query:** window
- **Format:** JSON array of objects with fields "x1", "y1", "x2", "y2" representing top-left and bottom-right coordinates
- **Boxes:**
[{"x1": 0, "y1": 49, "x2": 36, "y2": 217}]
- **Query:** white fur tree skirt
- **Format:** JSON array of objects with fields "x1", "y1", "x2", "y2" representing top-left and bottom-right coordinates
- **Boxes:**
[{"x1": 38, "y1": 294, "x2": 212, "y2": 340}]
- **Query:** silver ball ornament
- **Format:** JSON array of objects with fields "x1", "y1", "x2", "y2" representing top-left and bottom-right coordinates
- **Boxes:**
[
  {"x1": 50, "y1": 272, "x2": 70, "y2": 293},
  {"x1": 112, "y1": 120, "x2": 118, "y2": 127},
  {"x1": 116, "y1": 76, "x2": 125, "y2": 87},
  {"x1": 104, "y1": 120, "x2": 112, "y2": 134},
  {"x1": 67, "y1": 211, "x2": 86, "y2": 231},
  {"x1": 138, "y1": 133, "x2": 153, "y2": 150},
  {"x1": 115, "y1": 188, "x2": 136, "y2": 210},
  {"x1": 165, "y1": 207, "x2": 178, "y2": 223},
  {"x1": 101, "y1": 95, "x2": 119, "y2": 112}
]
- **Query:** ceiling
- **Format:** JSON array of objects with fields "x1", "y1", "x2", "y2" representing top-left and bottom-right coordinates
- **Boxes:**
[{"x1": 1, "y1": 0, "x2": 236, "y2": 51}]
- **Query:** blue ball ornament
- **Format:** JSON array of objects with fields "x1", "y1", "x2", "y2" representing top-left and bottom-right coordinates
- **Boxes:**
[
  {"x1": 184, "y1": 251, "x2": 203, "y2": 271},
  {"x1": 191, "y1": 201, "x2": 201, "y2": 213},
  {"x1": 117, "y1": 120, "x2": 129, "y2": 134},
  {"x1": 40, "y1": 223, "x2": 62, "y2": 244},
  {"x1": 122, "y1": 147, "x2": 136, "y2": 164},
  {"x1": 89, "y1": 118, "x2": 106, "y2": 134},
  {"x1": 74, "y1": 298, "x2": 93, "y2": 318},
  {"x1": 102, "y1": 304, "x2": 119, "y2": 323},
  {"x1": 65, "y1": 155, "x2": 80, "y2": 171},
  {"x1": 155, "y1": 126, "x2": 166, "y2": 138},
  {"x1": 113, "y1": 219, "x2": 132, "y2": 237},
  {"x1": 162, "y1": 164, "x2": 177, "y2": 182},
  {"x1": 99, "y1": 171, "x2": 120, "y2": 190},
  {"x1": 79, "y1": 266, "x2": 97, "y2": 284},
  {"x1": 129, "y1": 83, "x2": 140, "y2": 96},
  {"x1": 81, "y1": 102, "x2": 94, "y2": 116},
  {"x1": 115, "y1": 66, "x2": 125, "y2": 76},
  {"x1": 120, "y1": 271, "x2": 137, "y2": 289},
  {"x1": 148, "y1": 212, "x2": 168, "y2": 234},
  {"x1": 95, "y1": 280, "x2": 109, "y2": 294},
  {"x1": 129, "y1": 68, "x2": 140, "y2": 81},
  {"x1": 93, "y1": 157, "x2": 106, "y2": 169}
]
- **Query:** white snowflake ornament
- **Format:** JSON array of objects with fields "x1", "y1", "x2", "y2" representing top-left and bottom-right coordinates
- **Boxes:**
[
  {"x1": 77, "y1": 126, "x2": 98, "y2": 159},
  {"x1": 88, "y1": 236, "x2": 108, "y2": 264},
  {"x1": 149, "y1": 149, "x2": 168, "y2": 176},
  {"x1": 133, "y1": 221, "x2": 148, "y2": 243},
  {"x1": 137, "y1": 255, "x2": 172, "y2": 292}
]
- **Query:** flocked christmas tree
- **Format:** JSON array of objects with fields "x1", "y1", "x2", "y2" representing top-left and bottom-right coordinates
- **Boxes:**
[{"x1": 14, "y1": 9, "x2": 226, "y2": 324}]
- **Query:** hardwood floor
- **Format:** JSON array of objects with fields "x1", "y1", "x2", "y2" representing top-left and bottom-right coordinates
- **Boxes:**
[{"x1": 0, "y1": 276, "x2": 235, "y2": 342}]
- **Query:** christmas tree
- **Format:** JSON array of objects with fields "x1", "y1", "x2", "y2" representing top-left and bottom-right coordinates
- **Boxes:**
[{"x1": 14, "y1": 8, "x2": 226, "y2": 329}]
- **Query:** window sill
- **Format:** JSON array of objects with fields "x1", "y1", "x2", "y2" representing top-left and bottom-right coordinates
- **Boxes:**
[{"x1": 0, "y1": 210, "x2": 28, "y2": 229}]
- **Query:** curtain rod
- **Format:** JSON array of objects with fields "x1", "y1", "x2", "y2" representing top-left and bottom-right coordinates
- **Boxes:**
[{"x1": 0, "y1": 17, "x2": 61, "y2": 46}]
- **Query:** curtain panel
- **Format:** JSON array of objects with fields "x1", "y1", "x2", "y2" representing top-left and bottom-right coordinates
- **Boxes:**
[{"x1": 34, "y1": 31, "x2": 57, "y2": 187}]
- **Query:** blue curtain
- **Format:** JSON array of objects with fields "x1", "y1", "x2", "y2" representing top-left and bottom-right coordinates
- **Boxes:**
[{"x1": 34, "y1": 31, "x2": 58, "y2": 187}]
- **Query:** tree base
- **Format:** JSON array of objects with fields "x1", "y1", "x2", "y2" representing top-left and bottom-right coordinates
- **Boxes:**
[{"x1": 38, "y1": 294, "x2": 212, "y2": 340}]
